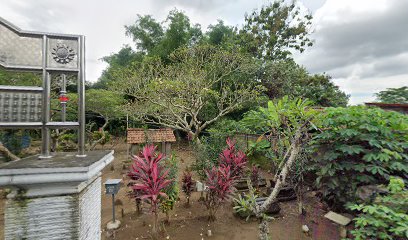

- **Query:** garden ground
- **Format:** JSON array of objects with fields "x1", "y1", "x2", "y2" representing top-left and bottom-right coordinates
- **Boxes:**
[
  {"x1": 0, "y1": 140, "x2": 346, "y2": 240},
  {"x1": 100, "y1": 141, "x2": 344, "y2": 240}
]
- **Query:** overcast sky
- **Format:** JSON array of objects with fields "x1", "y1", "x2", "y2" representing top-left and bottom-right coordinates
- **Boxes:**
[{"x1": 1, "y1": 0, "x2": 407, "y2": 105}]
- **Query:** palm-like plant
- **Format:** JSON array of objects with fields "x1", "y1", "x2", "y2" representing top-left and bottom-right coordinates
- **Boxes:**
[
  {"x1": 182, "y1": 170, "x2": 195, "y2": 207},
  {"x1": 204, "y1": 165, "x2": 235, "y2": 221},
  {"x1": 219, "y1": 138, "x2": 247, "y2": 179},
  {"x1": 130, "y1": 145, "x2": 172, "y2": 238}
]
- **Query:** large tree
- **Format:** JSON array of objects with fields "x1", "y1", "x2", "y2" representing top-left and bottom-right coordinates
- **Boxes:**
[
  {"x1": 206, "y1": 20, "x2": 236, "y2": 46},
  {"x1": 239, "y1": 0, "x2": 313, "y2": 61},
  {"x1": 375, "y1": 86, "x2": 408, "y2": 103},
  {"x1": 262, "y1": 60, "x2": 349, "y2": 107},
  {"x1": 112, "y1": 44, "x2": 264, "y2": 142},
  {"x1": 94, "y1": 45, "x2": 143, "y2": 89},
  {"x1": 64, "y1": 89, "x2": 125, "y2": 150},
  {"x1": 125, "y1": 15, "x2": 164, "y2": 54}
]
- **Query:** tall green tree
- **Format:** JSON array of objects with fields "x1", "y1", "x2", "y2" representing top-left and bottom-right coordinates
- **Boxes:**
[
  {"x1": 240, "y1": 0, "x2": 313, "y2": 61},
  {"x1": 206, "y1": 20, "x2": 236, "y2": 46},
  {"x1": 66, "y1": 89, "x2": 125, "y2": 149},
  {"x1": 375, "y1": 86, "x2": 408, "y2": 103},
  {"x1": 152, "y1": 9, "x2": 202, "y2": 60},
  {"x1": 125, "y1": 15, "x2": 164, "y2": 54},
  {"x1": 94, "y1": 46, "x2": 142, "y2": 89},
  {"x1": 112, "y1": 44, "x2": 264, "y2": 142},
  {"x1": 262, "y1": 60, "x2": 349, "y2": 107}
]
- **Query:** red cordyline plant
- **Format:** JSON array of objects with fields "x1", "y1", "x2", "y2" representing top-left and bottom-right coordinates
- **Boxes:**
[
  {"x1": 219, "y1": 137, "x2": 248, "y2": 179},
  {"x1": 182, "y1": 170, "x2": 195, "y2": 207},
  {"x1": 204, "y1": 165, "x2": 235, "y2": 221},
  {"x1": 130, "y1": 145, "x2": 172, "y2": 238}
]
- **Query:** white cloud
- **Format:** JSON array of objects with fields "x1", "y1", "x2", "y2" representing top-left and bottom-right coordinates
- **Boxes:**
[
  {"x1": 295, "y1": 0, "x2": 408, "y2": 105},
  {"x1": 2, "y1": 0, "x2": 406, "y2": 106}
]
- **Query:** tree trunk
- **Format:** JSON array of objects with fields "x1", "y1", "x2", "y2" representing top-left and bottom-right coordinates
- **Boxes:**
[
  {"x1": 259, "y1": 218, "x2": 269, "y2": 240},
  {"x1": 152, "y1": 211, "x2": 159, "y2": 239},
  {"x1": 90, "y1": 118, "x2": 109, "y2": 150},
  {"x1": 296, "y1": 184, "x2": 304, "y2": 215},
  {"x1": 208, "y1": 206, "x2": 216, "y2": 222},
  {"x1": 255, "y1": 129, "x2": 302, "y2": 240},
  {"x1": 164, "y1": 209, "x2": 171, "y2": 225},
  {"x1": 0, "y1": 143, "x2": 20, "y2": 161},
  {"x1": 136, "y1": 199, "x2": 141, "y2": 214}
]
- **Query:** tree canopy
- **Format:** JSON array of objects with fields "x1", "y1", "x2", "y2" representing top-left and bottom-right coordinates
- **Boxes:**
[
  {"x1": 112, "y1": 44, "x2": 264, "y2": 141},
  {"x1": 239, "y1": 0, "x2": 313, "y2": 61},
  {"x1": 92, "y1": 1, "x2": 348, "y2": 137},
  {"x1": 375, "y1": 86, "x2": 408, "y2": 104},
  {"x1": 261, "y1": 60, "x2": 349, "y2": 107}
]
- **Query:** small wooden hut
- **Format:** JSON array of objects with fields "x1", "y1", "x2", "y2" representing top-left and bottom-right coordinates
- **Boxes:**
[{"x1": 127, "y1": 128, "x2": 176, "y2": 156}]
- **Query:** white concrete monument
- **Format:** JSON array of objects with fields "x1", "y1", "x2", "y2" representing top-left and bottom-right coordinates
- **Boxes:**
[{"x1": 0, "y1": 17, "x2": 114, "y2": 239}]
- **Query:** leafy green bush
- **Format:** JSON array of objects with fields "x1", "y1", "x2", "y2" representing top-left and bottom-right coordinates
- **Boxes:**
[
  {"x1": 246, "y1": 139, "x2": 273, "y2": 169},
  {"x1": 91, "y1": 131, "x2": 111, "y2": 146},
  {"x1": 348, "y1": 177, "x2": 408, "y2": 240},
  {"x1": 0, "y1": 130, "x2": 26, "y2": 155},
  {"x1": 233, "y1": 192, "x2": 258, "y2": 221},
  {"x1": 160, "y1": 153, "x2": 179, "y2": 223},
  {"x1": 312, "y1": 106, "x2": 408, "y2": 208},
  {"x1": 193, "y1": 119, "x2": 243, "y2": 180}
]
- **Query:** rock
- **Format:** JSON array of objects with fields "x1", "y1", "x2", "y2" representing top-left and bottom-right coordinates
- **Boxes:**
[
  {"x1": 340, "y1": 226, "x2": 347, "y2": 238},
  {"x1": 255, "y1": 198, "x2": 281, "y2": 214},
  {"x1": 207, "y1": 229, "x2": 212, "y2": 237},
  {"x1": 196, "y1": 181, "x2": 205, "y2": 191},
  {"x1": 302, "y1": 225, "x2": 309, "y2": 233},
  {"x1": 107, "y1": 220, "x2": 121, "y2": 230},
  {"x1": 324, "y1": 211, "x2": 351, "y2": 226},
  {"x1": 356, "y1": 185, "x2": 388, "y2": 202},
  {"x1": 236, "y1": 179, "x2": 249, "y2": 190}
]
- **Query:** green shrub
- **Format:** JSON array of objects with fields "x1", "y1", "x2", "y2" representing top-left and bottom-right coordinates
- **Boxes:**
[
  {"x1": 312, "y1": 106, "x2": 408, "y2": 208},
  {"x1": 193, "y1": 119, "x2": 243, "y2": 180},
  {"x1": 246, "y1": 139, "x2": 273, "y2": 169},
  {"x1": 233, "y1": 192, "x2": 258, "y2": 221},
  {"x1": 91, "y1": 131, "x2": 111, "y2": 146},
  {"x1": 348, "y1": 177, "x2": 408, "y2": 240},
  {"x1": 160, "y1": 153, "x2": 179, "y2": 222}
]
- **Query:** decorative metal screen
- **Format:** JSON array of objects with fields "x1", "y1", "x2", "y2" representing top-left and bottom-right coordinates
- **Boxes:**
[
  {"x1": 0, "y1": 17, "x2": 86, "y2": 158},
  {"x1": 0, "y1": 86, "x2": 42, "y2": 122},
  {"x1": 0, "y1": 24, "x2": 43, "y2": 68}
]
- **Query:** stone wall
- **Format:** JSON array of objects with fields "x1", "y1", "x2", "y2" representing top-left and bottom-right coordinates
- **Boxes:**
[
  {"x1": 79, "y1": 176, "x2": 101, "y2": 240},
  {"x1": 5, "y1": 176, "x2": 102, "y2": 240}
]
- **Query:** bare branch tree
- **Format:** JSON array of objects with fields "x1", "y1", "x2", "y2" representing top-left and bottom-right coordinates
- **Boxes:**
[{"x1": 113, "y1": 45, "x2": 264, "y2": 142}]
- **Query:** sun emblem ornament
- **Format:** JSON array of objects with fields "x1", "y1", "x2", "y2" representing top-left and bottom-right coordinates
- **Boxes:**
[{"x1": 52, "y1": 44, "x2": 76, "y2": 64}]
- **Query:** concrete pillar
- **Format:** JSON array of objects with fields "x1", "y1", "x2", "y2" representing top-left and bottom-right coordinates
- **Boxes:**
[{"x1": 0, "y1": 150, "x2": 114, "y2": 240}]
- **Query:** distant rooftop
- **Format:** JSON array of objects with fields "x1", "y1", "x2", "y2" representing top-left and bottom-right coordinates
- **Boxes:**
[{"x1": 127, "y1": 128, "x2": 176, "y2": 144}]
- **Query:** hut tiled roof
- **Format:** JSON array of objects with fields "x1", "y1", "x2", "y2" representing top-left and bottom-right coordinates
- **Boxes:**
[{"x1": 127, "y1": 128, "x2": 176, "y2": 144}]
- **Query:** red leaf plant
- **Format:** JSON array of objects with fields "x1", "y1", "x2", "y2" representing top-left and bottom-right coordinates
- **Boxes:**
[
  {"x1": 181, "y1": 170, "x2": 195, "y2": 207},
  {"x1": 219, "y1": 137, "x2": 248, "y2": 179},
  {"x1": 204, "y1": 165, "x2": 235, "y2": 221},
  {"x1": 130, "y1": 145, "x2": 172, "y2": 238}
]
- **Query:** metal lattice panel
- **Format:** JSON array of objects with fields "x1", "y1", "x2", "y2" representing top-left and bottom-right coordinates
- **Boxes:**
[
  {"x1": 0, "y1": 17, "x2": 86, "y2": 157},
  {"x1": 0, "y1": 86, "x2": 42, "y2": 122},
  {"x1": 0, "y1": 24, "x2": 43, "y2": 68}
]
